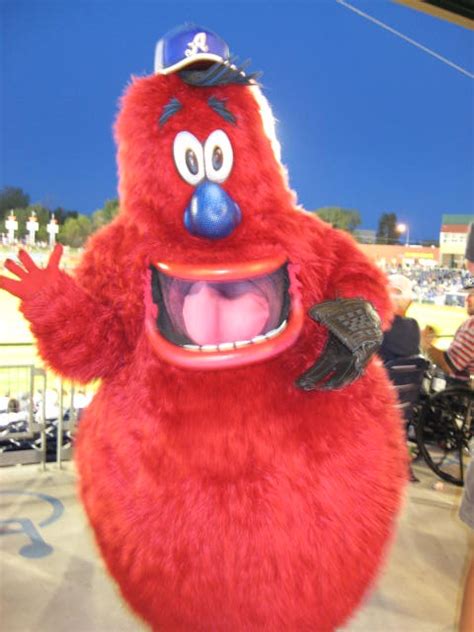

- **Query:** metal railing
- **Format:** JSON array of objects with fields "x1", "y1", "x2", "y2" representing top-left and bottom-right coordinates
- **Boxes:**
[{"x1": 0, "y1": 345, "x2": 93, "y2": 468}]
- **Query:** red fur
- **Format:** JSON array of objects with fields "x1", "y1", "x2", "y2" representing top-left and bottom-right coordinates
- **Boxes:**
[{"x1": 20, "y1": 73, "x2": 406, "y2": 631}]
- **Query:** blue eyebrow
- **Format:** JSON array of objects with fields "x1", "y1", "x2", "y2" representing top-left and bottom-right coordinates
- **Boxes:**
[
  {"x1": 208, "y1": 96, "x2": 237, "y2": 125},
  {"x1": 158, "y1": 97, "x2": 183, "y2": 127}
]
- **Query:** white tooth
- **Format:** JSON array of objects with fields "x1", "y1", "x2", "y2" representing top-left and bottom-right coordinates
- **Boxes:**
[
  {"x1": 265, "y1": 328, "x2": 279, "y2": 339},
  {"x1": 234, "y1": 339, "x2": 252, "y2": 348},
  {"x1": 183, "y1": 344, "x2": 200, "y2": 351},
  {"x1": 251, "y1": 335, "x2": 267, "y2": 344},
  {"x1": 218, "y1": 342, "x2": 235, "y2": 351},
  {"x1": 200, "y1": 344, "x2": 219, "y2": 352},
  {"x1": 276, "y1": 320, "x2": 287, "y2": 333},
  {"x1": 263, "y1": 320, "x2": 288, "y2": 340}
]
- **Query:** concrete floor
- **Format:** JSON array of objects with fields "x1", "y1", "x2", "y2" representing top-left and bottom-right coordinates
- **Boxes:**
[{"x1": 0, "y1": 460, "x2": 471, "y2": 632}]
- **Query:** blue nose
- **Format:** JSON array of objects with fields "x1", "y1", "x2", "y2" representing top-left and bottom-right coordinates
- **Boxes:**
[{"x1": 184, "y1": 181, "x2": 242, "y2": 240}]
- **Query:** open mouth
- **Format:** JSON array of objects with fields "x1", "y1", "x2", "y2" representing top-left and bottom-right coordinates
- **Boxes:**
[{"x1": 145, "y1": 257, "x2": 304, "y2": 369}]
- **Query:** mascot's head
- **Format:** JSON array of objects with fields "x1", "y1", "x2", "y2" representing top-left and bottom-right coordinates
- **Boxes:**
[{"x1": 115, "y1": 24, "x2": 309, "y2": 371}]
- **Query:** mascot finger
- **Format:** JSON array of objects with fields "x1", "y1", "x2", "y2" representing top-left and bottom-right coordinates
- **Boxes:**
[
  {"x1": 0, "y1": 275, "x2": 23, "y2": 298},
  {"x1": 4, "y1": 259, "x2": 27, "y2": 279}
]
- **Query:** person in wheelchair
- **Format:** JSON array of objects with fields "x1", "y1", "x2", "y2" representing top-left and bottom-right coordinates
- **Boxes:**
[
  {"x1": 380, "y1": 274, "x2": 424, "y2": 482},
  {"x1": 413, "y1": 277, "x2": 474, "y2": 491},
  {"x1": 380, "y1": 274, "x2": 420, "y2": 364},
  {"x1": 420, "y1": 278, "x2": 474, "y2": 384}
]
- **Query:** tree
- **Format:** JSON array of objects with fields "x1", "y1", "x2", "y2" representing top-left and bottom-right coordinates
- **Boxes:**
[
  {"x1": 59, "y1": 215, "x2": 93, "y2": 248},
  {"x1": 376, "y1": 213, "x2": 399, "y2": 244},
  {"x1": 0, "y1": 186, "x2": 30, "y2": 217},
  {"x1": 313, "y1": 207, "x2": 361, "y2": 233},
  {"x1": 92, "y1": 198, "x2": 120, "y2": 230},
  {"x1": 52, "y1": 207, "x2": 79, "y2": 224}
]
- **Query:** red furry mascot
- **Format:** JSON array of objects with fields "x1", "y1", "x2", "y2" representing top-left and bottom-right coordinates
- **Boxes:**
[{"x1": 1, "y1": 25, "x2": 406, "y2": 631}]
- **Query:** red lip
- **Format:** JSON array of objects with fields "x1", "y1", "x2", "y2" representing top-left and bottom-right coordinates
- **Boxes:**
[
  {"x1": 145, "y1": 257, "x2": 304, "y2": 370},
  {"x1": 154, "y1": 257, "x2": 287, "y2": 281}
]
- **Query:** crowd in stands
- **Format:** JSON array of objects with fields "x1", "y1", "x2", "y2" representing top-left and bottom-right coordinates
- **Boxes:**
[{"x1": 385, "y1": 265, "x2": 470, "y2": 307}]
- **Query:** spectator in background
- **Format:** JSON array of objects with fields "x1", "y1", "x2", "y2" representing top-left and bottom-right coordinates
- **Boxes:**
[
  {"x1": 466, "y1": 222, "x2": 474, "y2": 275},
  {"x1": 380, "y1": 274, "x2": 422, "y2": 483},
  {"x1": 380, "y1": 274, "x2": 420, "y2": 364},
  {"x1": 421, "y1": 279, "x2": 474, "y2": 381},
  {"x1": 7, "y1": 398, "x2": 19, "y2": 413}
]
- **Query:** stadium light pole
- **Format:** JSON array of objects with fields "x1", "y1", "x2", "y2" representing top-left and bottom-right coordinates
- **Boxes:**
[{"x1": 397, "y1": 223, "x2": 410, "y2": 246}]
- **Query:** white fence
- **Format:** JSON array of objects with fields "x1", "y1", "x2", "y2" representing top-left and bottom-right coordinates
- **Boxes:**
[{"x1": 0, "y1": 360, "x2": 92, "y2": 468}]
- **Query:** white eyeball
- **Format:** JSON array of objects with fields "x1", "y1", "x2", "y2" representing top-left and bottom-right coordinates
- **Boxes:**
[
  {"x1": 173, "y1": 131, "x2": 205, "y2": 186},
  {"x1": 204, "y1": 130, "x2": 233, "y2": 184}
]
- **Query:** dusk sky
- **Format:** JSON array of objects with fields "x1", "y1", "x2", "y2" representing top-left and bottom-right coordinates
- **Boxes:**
[{"x1": 1, "y1": 0, "x2": 473, "y2": 242}]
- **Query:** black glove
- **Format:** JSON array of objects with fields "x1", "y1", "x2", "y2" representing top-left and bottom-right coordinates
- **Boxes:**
[{"x1": 296, "y1": 298, "x2": 383, "y2": 391}]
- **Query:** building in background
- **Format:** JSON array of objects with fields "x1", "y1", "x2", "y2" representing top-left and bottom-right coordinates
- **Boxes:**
[
  {"x1": 439, "y1": 214, "x2": 474, "y2": 268},
  {"x1": 358, "y1": 243, "x2": 439, "y2": 269}
]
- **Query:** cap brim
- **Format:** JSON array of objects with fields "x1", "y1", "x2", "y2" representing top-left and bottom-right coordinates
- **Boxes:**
[{"x1": 155, "y1": 53, "x2": 228, "y2": 75}]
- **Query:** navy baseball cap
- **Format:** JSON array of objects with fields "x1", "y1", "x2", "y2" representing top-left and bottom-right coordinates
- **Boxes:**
[{"x1": 154, "y1": 24, "x2": 230, "y2": 75}]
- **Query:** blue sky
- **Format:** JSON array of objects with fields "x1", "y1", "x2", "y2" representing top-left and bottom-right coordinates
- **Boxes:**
[{"x1": 1, "y1": 0, "x2": 473, "y2": 241}]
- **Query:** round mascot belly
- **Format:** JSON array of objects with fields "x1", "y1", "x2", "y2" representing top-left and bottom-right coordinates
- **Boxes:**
[{"x1": 4, "y1": 24, "x2": 407, "y2": 632}]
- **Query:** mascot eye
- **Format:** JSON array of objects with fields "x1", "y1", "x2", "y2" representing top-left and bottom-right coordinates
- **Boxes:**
[
  {"x1": 204, "y1": 130, "x2": 233, "y2": 183},
  {"x1": 212, "y1": 147, "x2": 223, "y2": 171},
  {"x1": 186, "y1": 149, "x2": 199, "y2": 175},
  {"x1": 173, "y1": 132, "x2": 205, "y2": 186}
]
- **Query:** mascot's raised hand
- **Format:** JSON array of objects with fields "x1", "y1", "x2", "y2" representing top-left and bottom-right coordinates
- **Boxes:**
[
  {"x1": 0, "y1": 233, "x2": 138, "y2": 384},
  {"x1": 0, "y1": 245, "x2": 63, "y2": 300},
  {"x1": 1, "y1": 24, "x2": 407, "y2": 632}
]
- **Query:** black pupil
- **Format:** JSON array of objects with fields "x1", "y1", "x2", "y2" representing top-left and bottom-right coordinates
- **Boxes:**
[
  {"x1": 185, "y1": 149, "x2": 198, "y2": 175},
  {"x1": 212, "y1": 146, "x2": 223, "y2": 170}
]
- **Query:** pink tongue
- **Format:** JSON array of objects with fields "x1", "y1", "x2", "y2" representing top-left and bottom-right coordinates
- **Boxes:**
[{"x1": 182, "y1": 282, "x2": 270, "y2": 345}]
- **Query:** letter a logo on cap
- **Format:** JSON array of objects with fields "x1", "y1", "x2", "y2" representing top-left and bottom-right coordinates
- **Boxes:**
[
  {"x1": 154, "y1": 24, "x2": 231, "y2": 75},
  {"x1": 185, "y1": 33, "x2": 209, "y2": 58}
]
